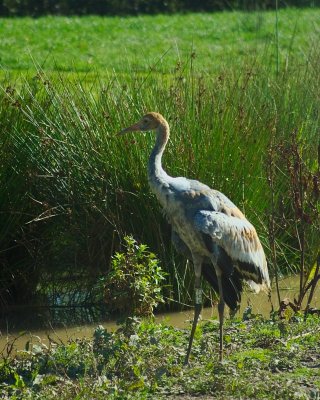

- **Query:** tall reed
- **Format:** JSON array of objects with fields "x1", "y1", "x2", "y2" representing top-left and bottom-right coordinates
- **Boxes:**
[{"x1": 0, "y1": 48, "x2": 319, "y2": 309}]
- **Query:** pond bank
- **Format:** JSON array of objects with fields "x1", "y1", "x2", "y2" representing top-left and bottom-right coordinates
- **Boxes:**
[
  {"x1": 1, "y1": 314, "x2": 319, "y2": 399},
  {"x1": 1, "y1": 274, "x2": 319, "y2": 354}
]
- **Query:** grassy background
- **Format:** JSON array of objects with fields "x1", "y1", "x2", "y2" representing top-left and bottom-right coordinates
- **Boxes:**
[
  {"x1": 0, "y1": 8, "x2": 319, "y2": 74},
  {"x1": 0, "y1": 8, "x2": 319, "y2": 309}
]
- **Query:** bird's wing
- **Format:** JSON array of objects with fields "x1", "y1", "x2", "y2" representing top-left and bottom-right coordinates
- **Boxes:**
[
  {"x1": 194, "y1": 210, "x2": 270, "y2": 291},
  {"x1": 171, "y1": 178, "x2": 245, "y2": 218},
  {"x1": 171, "y1": 228, "x2": 242, "y2": 310}
]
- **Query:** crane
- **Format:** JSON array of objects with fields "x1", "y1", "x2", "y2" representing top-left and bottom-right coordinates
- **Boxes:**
[{"x1": 118, "y1": 112, "x2": 270, "y2": 364}]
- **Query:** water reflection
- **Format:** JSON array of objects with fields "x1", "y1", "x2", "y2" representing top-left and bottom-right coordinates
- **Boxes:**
[{"x1": 0, "y1": 275, "x2": 318, "y2": 353}]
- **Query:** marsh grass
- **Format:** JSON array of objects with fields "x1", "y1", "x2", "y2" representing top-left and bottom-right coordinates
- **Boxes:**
[{"x1": 1, "y1": 40, "x2": 319, "y2": 309}]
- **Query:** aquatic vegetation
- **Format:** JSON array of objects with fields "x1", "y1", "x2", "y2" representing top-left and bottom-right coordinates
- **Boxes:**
[{"x1": 0, "y1": 315, "x2": 319, "y2": 399}]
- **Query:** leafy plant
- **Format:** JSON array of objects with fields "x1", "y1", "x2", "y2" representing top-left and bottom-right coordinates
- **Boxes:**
[{"x1": 103, "y1": 236, "x2": 166, "y2": 318}]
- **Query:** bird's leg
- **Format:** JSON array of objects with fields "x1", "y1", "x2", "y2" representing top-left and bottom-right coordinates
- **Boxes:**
[
  {"x1": 184, "y1": 260, "x2": 202, "y2": 365},
  {"x1": 216, "y1": 269, "x2": 225, "y2": 362}
]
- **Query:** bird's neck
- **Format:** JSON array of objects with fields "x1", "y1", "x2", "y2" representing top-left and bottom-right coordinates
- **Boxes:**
[{"x1": 148, "y1": 122, "x2": 171, "y2": 189}]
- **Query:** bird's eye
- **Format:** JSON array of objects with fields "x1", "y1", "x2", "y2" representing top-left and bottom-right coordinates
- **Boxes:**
[{"x1": 143, "y1": 119, "x2": 148, "y2": 124}]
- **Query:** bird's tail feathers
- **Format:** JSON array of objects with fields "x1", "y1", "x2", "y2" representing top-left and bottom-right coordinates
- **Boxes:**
[
  {"x1": 202, "y1": 263, "x2": 242, "y2": 311},
  {"x1": 246, "y1": 280, "x2": 270, "y2": 294}
]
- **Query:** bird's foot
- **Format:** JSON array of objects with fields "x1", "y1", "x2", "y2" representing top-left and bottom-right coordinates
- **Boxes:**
[{"x1": 183, "y1": 359, "x2": 190, "y2": 367}]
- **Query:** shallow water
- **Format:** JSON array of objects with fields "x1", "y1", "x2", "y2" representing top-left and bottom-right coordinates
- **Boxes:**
[{"x1": 0, "y1": 275, "x2": 318, "y2": 354}]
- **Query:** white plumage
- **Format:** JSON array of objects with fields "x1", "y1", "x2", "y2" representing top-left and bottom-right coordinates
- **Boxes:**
[{"x1": 194, "y1": 210, "x2": 270, "y2": 289}]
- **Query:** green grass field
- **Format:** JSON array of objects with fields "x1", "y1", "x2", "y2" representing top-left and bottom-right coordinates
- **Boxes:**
[{"x1": 0, "y1": 8, "x2": 319, "y2": 74}]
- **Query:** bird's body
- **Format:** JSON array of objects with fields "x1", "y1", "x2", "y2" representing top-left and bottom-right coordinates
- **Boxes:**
[{"x1": 119, "y1": 112, "x2": 270, "y2": 363}]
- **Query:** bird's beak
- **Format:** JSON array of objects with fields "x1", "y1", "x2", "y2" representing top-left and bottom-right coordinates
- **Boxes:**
[{"x1": 117, "y1": 122, "x2": 141, "y2": 136}]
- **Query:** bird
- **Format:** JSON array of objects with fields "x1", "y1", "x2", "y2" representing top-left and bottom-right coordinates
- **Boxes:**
[{"x1": 118, "y1": 112, "x2": 270, "y2": 364}]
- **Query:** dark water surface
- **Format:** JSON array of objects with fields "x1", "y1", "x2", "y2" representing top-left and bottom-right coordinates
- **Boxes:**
[{"x1": 1, "y1": 275, "x2": 318, "y2": 353}]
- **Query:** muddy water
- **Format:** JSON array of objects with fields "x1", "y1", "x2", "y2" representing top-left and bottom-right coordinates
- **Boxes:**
[{"x1": 0, "y1": 275, "x2": 318, "y2": 353}]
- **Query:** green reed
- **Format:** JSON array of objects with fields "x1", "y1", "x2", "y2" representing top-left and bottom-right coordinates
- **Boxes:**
[{"x1": 0, "y1": 47, "x2": 319, "y2": 308}]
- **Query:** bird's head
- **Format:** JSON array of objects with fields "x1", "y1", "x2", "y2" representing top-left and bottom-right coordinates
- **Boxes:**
[{"x1": 118, "y1": 112, "x2": 168, "y2": 135}]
